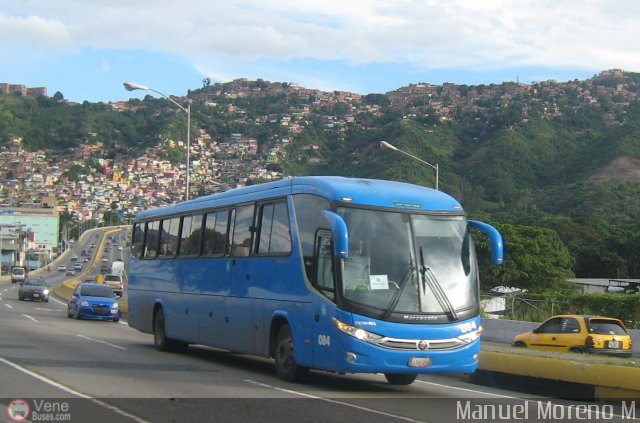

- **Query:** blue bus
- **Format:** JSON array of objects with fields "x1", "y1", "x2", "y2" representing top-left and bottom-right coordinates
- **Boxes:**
[{"x1": 128, "y1": 176, "x2": 503, "y2": 385}]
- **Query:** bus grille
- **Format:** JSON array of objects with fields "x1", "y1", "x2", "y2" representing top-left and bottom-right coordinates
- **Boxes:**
[{"x1": 376, "y1": 337, "x2": 464, "y2": 351}]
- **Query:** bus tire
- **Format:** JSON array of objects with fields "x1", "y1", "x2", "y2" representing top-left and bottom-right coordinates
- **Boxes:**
[
  {"x1": 274, "y1": 325, "x2": 308, "y2": 382},
  {"x1": 153, "y1": 308, "x2": 188, "y2": 352},
  {"x1": 384, "y1": 373, "x2": 417, "y2": 385}
]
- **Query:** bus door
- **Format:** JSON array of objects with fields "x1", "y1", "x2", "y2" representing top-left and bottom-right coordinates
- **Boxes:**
[
  {"x1": 159, "y1": 216, "x2": 199, "y2": 342},
  {"x1": 311, "y1": 230, "x2": 340, "y2": 371},
  {"x1": 224, "y1": 205, "x2": 259, "y2": 353},
  {"x1": 197, "y1": 210, "x2": 230, "y2": 346},
  {"x1": 195, "y1": 258, "x2": 227, "y2": 346}
]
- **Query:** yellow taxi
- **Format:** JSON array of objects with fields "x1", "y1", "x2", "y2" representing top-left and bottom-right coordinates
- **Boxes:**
[{"x1": 512, "y1": 314, "x2": 633, "y2": 357}]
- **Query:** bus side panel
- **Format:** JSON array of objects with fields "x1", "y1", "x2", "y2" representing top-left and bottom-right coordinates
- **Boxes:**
[
  {"x1": 263, "y1": 300, "x2": 313, "y2": 367},
  {"x1": 248, "y1": 256, "x2": 312, "y2": 361},
  {"x1": 224, "y1": 297, "x2": 263, "y2": 353},
  {"x1": 128, "y1": 258, "x2": 179, "y2": 334},
  {"x1": 195, "y1": 294, "x2": 225, "y2": 346},
  {"x1": 147, "y1": 260, "x2": 196, "y2": 343},
  {"x1": 221, "y1": 254, "x2": 314, "y2": 361},
  {"x1": 127, "y1": 288, "x2": 153, "y2": 334},
  {"x1": 311, "y1": 294, "x2": 344, "y2": 371},
  {"x1": 182, "y1": 257, "x2": 229, "y2": 346}
]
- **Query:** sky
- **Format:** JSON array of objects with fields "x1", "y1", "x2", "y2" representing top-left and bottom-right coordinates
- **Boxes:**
[{"x1": 1, "y1": 0, "x2": 639, "y2": 104}]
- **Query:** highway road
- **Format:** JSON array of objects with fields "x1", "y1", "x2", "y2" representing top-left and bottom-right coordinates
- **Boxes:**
[{"x1": 0, "y1": 230, "x2": 638, "y2": 422}]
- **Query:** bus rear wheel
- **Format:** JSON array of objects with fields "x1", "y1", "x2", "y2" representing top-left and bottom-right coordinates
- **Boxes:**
[
  {"x1": 154, "y1": 308, "x2": 188, "y2": 352},
  {"x1": 384, "y1": 373, "x2": 417, "y2": 385},
  {"x1": 274, "y1": 325, "x2": 308, "y2": 382}
]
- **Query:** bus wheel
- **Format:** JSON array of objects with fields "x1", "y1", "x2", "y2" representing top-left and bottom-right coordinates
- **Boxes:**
[
  {"x1": 384, "y1": 373, "x2": 417, "y2": 385},
  {"x1": 274, "y1": 325, "x2": 308, "y2": 382},
  {"x1": 154, "y1": 308, "x2": 188, "y2": 352}
]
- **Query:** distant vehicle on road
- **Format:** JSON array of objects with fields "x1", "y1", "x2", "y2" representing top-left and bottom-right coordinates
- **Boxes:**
[
  {"x1": 18, "y1": 277, "x2": 50, "y2": 302},
  {"x1": 512, "y1": 314, "x2": 633, "y2": 357},
  {"x1": 111, "y1": 260, "x2": 125, "y2": 276},
  {"x1": 103, "y1": 274, "x2": 124, "y2": 295},
  {"x1": 10, "y1": 266, "x2": 26, "y2": 284}
]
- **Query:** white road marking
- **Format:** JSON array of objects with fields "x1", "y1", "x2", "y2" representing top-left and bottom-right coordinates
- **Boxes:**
[
  {"x1": 0, "y1": 355, "x2": 151, "y2": 423},
  {"x1": 244, "y1": 379, "x2": 428, "y2": 423},
  {"x1": 76, "y1": 334, "x2": 126, "y2": 350},
  {"x1": 414, "y1": 378, "x2": 518, "y2": 399},
  {"x1": 22, "y1": 314, "x2": 38, "y2": 322}
]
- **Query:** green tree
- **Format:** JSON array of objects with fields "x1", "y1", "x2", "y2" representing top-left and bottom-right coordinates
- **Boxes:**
[{"x1": 476, "y1": 224, "x2": 575, "y2": 294}]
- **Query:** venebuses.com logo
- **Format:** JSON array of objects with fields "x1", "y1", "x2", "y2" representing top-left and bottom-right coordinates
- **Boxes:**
[
  {"x1": 7, "y1": 398, "x2": 72, "y2": 422},
  {"x1": 7, "y1": 399, "x2": 30, "y2": 422}
]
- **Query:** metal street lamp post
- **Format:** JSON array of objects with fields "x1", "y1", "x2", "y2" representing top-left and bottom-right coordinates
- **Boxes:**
[
  {"x1": 380, "y1": 141, "x2": 439, "y2": 190},
  {"x1": 123, "y1": 81, "x2": 192, "y2": 201}
]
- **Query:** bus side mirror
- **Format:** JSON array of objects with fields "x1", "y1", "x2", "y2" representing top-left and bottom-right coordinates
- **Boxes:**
[
  {"x1": 468, "y1": 220, "x2": 504, "y2": 265},
  {"x1": 321, "y1": 210, "x2": 349, "y2": 259}
]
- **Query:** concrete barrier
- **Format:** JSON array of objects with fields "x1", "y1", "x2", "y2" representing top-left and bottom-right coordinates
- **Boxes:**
[
  {"x1": 478, "y1": 343, "x2": 640, "y2": 400},
  {"x1": 479, "y1": 318, "x2": 640, "y2": 401}
]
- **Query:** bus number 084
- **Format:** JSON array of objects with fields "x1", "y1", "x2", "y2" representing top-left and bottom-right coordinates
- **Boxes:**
[{"x1": 318, "y1": 335, "x2": 331, "y2": 346}]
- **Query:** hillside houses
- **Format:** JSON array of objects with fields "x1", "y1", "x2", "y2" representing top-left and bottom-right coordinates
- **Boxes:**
[{"x1": 2, "y1": 69, "x2": 639, "y2": 233}]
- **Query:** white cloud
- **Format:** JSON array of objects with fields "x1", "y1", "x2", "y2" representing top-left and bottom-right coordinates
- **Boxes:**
[
  {"x1": 0, "y1": 11, "x2": 75, "y2": 51},
  {"x1": 3, "y1": 0, "x2": 640, "y2": 76}
]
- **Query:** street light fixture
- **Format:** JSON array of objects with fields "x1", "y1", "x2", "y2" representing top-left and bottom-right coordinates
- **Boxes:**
[
  {"x1": 380, "y1": 141, "x2": 439, "y2": 191},
  {"x1": 123, "y1": 81, "x2": 192, "y2": 201}
]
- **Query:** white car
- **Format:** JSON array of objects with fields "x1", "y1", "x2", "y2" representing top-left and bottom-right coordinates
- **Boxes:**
[{"x1": 103, "y1": 274, "x2": 124, "y2": 295}]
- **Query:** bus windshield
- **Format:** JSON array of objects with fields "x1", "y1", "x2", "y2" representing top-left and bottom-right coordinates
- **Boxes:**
[{"x1": 337, "y1": 207, "x2": 477, "y2": 320}]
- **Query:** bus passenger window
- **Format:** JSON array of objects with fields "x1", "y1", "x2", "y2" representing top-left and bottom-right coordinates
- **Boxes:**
[
  {"x1": 131, "y1": 224, "x2": 144, "y2": 259},
  {"x1": 257, "y1": 201, "x2": 291, "y2": 255},
  {"x1": 202, "y1": 211, "x2": 229, "y2": 256},
  {"x1": 158, "y1": 217, "x2": 180, "y2": 258},
  {"x1": 179, "y1": 215, "x2": 203, "y2": 256},
  {"x1": 231, "y1": 205, "x2": 254, "y2": 257},
  {"x1": 144, "y1": 221, "x2": 160, "y2": 259}
]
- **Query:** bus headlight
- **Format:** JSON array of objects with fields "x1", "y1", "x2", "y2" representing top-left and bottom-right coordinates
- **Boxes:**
[
  {"x1": 457, "y1": 329, "x2": 482, "y2": 344},
  {"x1": 333, "y1": 317, "x2": 383, "y2": 343}
]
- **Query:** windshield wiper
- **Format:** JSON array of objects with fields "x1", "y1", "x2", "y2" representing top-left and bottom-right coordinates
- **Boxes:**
[
  {"x1": 381, "y1": 261, "x2": 415, "y2": 320},
  {"x1": 420, "y1": 246, "x2": 458, "y2": 321}
]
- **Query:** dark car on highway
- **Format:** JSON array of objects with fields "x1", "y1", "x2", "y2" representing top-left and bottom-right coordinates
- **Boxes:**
[
  {"x1": 18, "y1": 277, "x2": 50, "y2": 302},
  {"x1": 67, "y1": 283, "x2": 120, "y2": 322}
]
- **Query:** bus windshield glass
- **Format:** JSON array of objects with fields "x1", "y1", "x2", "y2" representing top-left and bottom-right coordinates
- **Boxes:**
[{"x1": 337, "y1": 207, "x2": 477, "y2": 318}]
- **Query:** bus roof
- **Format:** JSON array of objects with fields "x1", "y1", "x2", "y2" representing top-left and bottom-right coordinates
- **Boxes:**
[{"x1": 135, "y1": 176, "x2": 463, "y2": 221}]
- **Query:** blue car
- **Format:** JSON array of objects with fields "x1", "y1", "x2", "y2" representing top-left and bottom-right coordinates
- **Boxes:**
[{"x1": 67, "y1": 283, "x2": 121, "y2": 322}]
